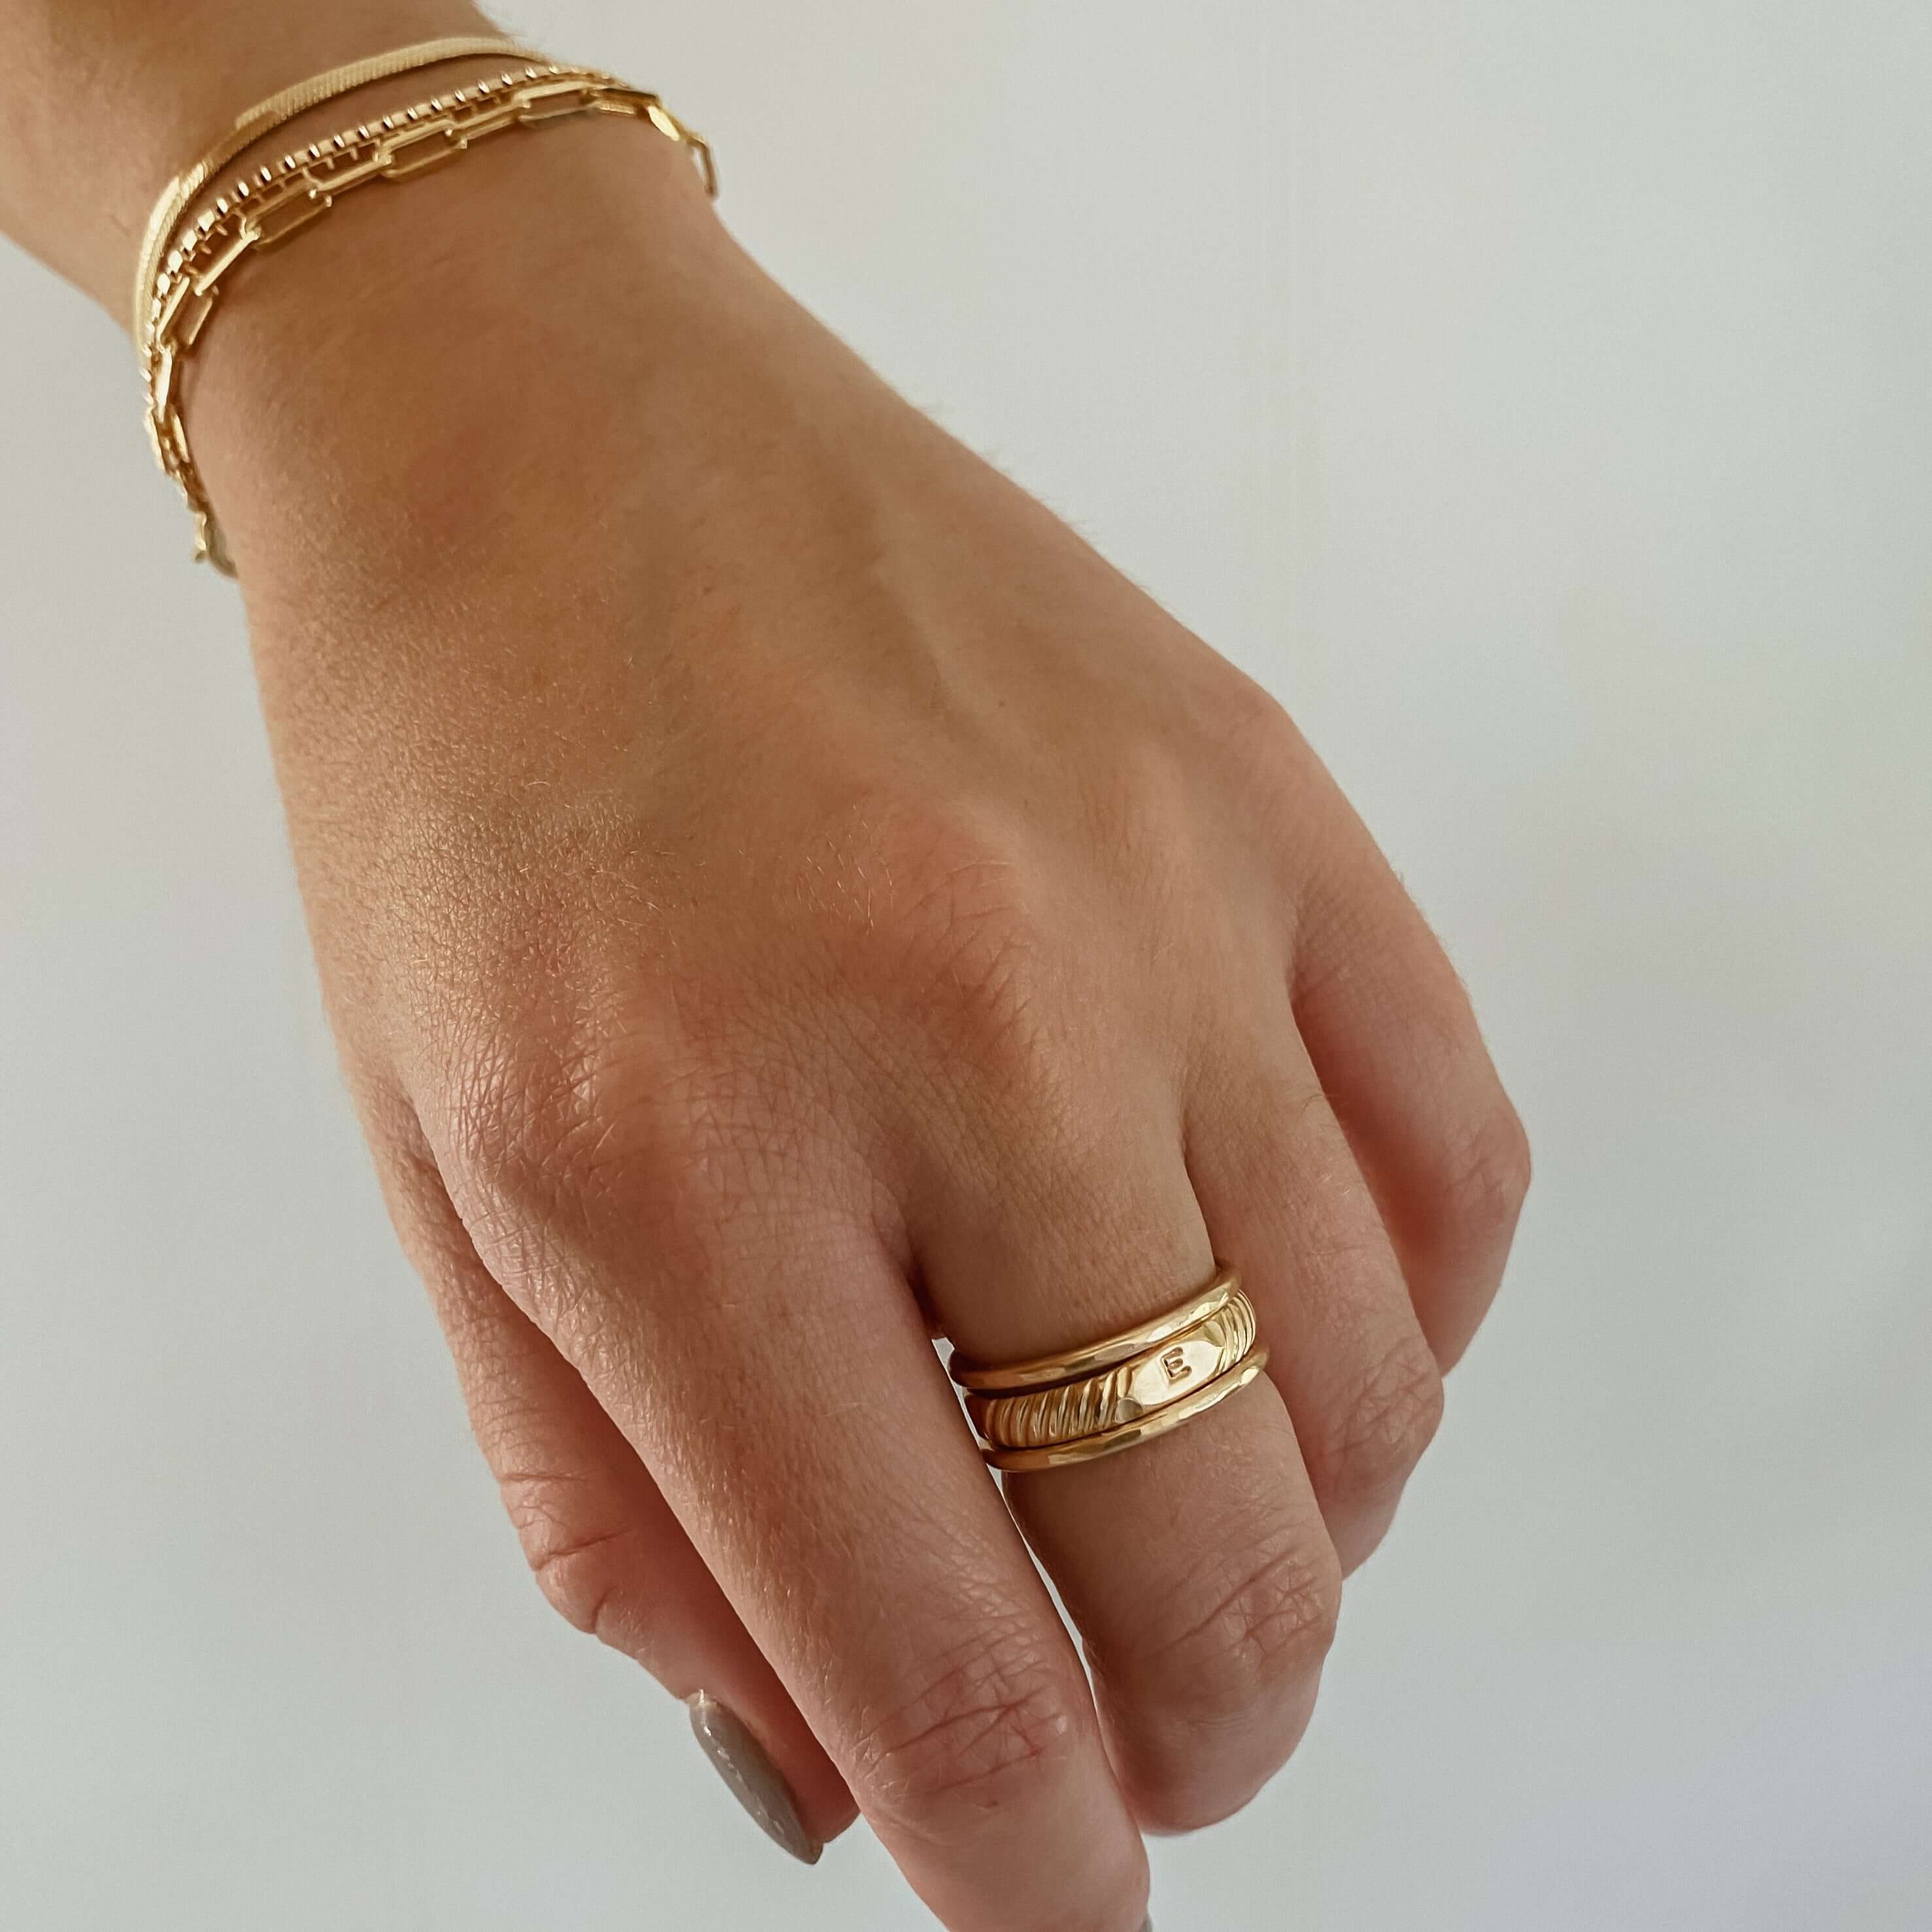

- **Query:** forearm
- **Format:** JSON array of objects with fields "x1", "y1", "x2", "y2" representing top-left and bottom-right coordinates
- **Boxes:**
[{"x1": 0, "y1": 0, "x2": 491, "y2": 311}]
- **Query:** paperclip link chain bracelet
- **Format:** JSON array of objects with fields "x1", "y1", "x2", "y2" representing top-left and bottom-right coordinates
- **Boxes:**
[{"x1": 137, "y1": 60, "x2": 718, "y2": 576}]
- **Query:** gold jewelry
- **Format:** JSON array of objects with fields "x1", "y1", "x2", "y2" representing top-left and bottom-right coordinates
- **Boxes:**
[
  {"x1": 132, "y1": 37, "x2": 539, "y2": 342},
  {"x1": 967, "y1": 1288, "x2": 1258, "y2": 1450},
  {"x1": 950, "y1": 1265, "x2": 1242, "y2": 1393},
  {"x1": 978, "y1": 1351, "x2": 1272, "y2": 1473},
  {"x1": 135, "y1": 54, "x2": 718, "y2": 577},
  {"x1": 950, "y1": 1265, "x2": 1271, "y2": 1472}
]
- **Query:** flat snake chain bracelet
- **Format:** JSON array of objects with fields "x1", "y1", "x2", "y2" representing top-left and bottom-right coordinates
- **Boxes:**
[{"x1": 137, "y1": 56, "x2": 717, "y2": 576}]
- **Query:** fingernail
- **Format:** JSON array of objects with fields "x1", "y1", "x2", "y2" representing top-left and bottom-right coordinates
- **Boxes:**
[{"x1": 686, "y1": 1691, "x2": 822, "y2": 1865}]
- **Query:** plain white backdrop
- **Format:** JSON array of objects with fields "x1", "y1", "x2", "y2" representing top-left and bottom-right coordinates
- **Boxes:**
[{"x1": 3, "y1": 3, "x2": 1929, "y2": 1927}]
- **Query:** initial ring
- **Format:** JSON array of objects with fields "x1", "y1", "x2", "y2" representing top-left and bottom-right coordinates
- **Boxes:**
[{"x1": 949, "y1": 1264, "x2": 1269, "y2": 1472}]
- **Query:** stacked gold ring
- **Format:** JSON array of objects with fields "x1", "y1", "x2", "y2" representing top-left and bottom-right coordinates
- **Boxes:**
[{"x1": 950, "y1": 1265, "x2": 1269, "y2": 1471}]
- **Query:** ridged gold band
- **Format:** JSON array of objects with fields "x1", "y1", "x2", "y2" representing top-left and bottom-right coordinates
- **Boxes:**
[
  {"x1": 950, "y1": 1263, "x2": 1270, "y2": 1472},
  {"x1": 980, "y1": 1348, "x2": 1271, "y2": 1473},
  {"x1": 967, "y1": 1290, "x2": 1259, "y2": 1449}
]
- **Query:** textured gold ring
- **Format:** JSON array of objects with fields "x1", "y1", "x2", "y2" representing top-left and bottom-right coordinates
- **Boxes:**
[{"x1": 950, "y1": 1264, "x2": 1270, "y2": 1472}]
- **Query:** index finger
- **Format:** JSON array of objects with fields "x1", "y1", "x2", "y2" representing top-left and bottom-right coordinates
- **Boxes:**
[{"x1": 482, "y1": 1175, "x2": 1150, "y2": 1932}]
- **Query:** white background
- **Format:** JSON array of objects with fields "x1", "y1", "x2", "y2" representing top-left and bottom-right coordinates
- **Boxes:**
[{"x1": 3, "y1": 3, "x2": 1929, "y2": 1927}]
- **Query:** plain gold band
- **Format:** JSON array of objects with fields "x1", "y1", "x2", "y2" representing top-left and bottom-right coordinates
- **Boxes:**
[
  {"x1": 983, "y1": 1346, "x2": 1271, "y2": 1473},
  {"x1": 949, "y1": 1263, "x2": 1240, "y2": 1393}
]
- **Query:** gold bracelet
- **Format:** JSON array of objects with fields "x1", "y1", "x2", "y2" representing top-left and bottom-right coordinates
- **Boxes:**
[
  {"x1": 132, "y1": 37, "x2": 539, "y2": 342},
  {"x1": 135, "y1": 54, "x2": 718, "y2": 577}
]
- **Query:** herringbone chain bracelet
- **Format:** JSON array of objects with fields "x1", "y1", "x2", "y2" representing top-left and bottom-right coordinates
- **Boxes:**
[{"x1": 139, "y1": 63, "x2": 717, "y2": 576}]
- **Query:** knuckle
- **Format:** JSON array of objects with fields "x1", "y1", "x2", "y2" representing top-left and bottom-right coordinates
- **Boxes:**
[
  {"x1": 1437, "y1": 1096, "x2": 1534, "y2": 1254},
  {"x1": 435, "y1": 1033, "x2": 665, "y2": 1331},
  {"x1": 1212, "y1": 678, "x2": 1312, "y2": 817},
  {"x1": 431, "y1": 1003, "x2": 862, "y2": 1351},
  {"x1": 1125, "y1": 1534, "x2": 1341, "y2": 1727},
  {"x1": 1224, "y1": 678, "x2": 1302, "y2": 761},
  {"x1": 500, "y1": 1470, "x2": 641, "y2": 1643},
  {"x1": 864, "y1": 808, "x2": 1059, "y2": 1073},
  {"x1": 852, "y1": 1615, "x2": 1085, "y2": 1838},
  {"x1": 439, "y1": 1018, "x2": 740, "y2": 1252},
  {"x1": 444, "y1": 1025, "x2": 624, "y2": 1218},
  {"x1": 1319, "y1": 1331, "x2": 1446, "y2": 1504}
]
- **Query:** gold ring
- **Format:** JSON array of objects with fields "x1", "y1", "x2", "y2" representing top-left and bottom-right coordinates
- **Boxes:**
[
  {"x1": 950, "y1": 1264, "x2": 1269, "y2": 1472},
  {"x1": 950, "y1": 1264, "x2": 1241, "y2": 1393}
]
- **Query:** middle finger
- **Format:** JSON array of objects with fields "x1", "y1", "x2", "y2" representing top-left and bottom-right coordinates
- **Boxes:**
[{"x1": 911, "y1": 1054, "x2": 1341, "y2": 1831}]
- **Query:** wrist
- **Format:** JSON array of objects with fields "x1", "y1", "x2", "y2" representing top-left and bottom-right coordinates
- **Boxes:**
[
  {"x1": 1, "y1": 0, "x2": 497, "y2": 310},
  {"x1": 184, "y1": 110, "x2": 731, "y2": 611}
]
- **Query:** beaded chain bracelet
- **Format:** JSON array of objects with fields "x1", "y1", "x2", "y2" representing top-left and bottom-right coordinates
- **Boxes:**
[{"x1": 135, "y1": 41, "x2": 717, "y2": 576}]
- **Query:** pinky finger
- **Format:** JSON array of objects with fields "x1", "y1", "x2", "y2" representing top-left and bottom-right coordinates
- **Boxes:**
[
  {"x1": 1291, "y1": 807, "x2": 1532, "y2": 1369},
  {"x1": 375, "y1": 1114, "x2": 857, "y2": 1861}
]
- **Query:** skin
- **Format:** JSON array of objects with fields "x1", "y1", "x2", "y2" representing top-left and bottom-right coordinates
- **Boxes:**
[{"x1": 1, "y1": 6, "x2": 1531, "y2": 1929}]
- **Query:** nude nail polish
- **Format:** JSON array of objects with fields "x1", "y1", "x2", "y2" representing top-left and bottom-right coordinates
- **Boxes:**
[{"x1": 686, "y1": 1691, "x2": 823, "y2": 1865}]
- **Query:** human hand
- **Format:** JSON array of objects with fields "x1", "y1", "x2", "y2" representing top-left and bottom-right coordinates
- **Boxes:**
[{"x1": 190, "y1": 114, "x2": 1528, "y2": 1932}]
